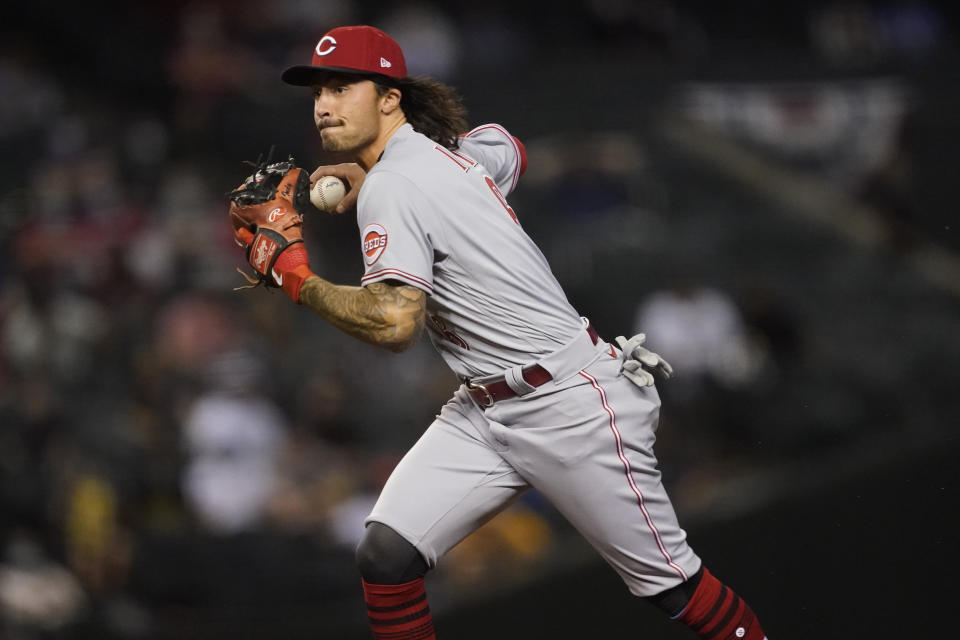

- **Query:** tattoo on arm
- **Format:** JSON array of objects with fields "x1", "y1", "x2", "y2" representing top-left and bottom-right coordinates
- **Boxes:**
[{"x1": 298, "y1": 277, "x2": 426, "y2": 351}]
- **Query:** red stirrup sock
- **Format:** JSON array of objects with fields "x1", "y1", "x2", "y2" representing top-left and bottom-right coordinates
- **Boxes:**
[
  {"x1": 675, "y1": 568, "x2": 767, "y2": 640},
  {"x1": 362, "y1": 578, "x2": 436, "y2": 640}
]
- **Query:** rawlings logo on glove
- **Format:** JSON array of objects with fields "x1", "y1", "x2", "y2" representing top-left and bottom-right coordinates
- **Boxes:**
[{"x1": 227, "y1": 149, "x2": 320, "y2": 303}]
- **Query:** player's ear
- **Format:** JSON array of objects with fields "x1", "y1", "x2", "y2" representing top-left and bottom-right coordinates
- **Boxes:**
[{"x1": 379, "y1": 87, "x2": 402, "y2": 115}]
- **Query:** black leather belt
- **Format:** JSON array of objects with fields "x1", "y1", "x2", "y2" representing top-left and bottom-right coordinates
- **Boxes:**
[{"x1": 466, "y1": 324, "x2": 599, "y2": 408}]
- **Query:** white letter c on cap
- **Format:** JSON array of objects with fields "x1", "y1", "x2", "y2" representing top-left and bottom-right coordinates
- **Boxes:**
[{"x1": 315, "y1": 36, "x2": 337, "y2": 56}]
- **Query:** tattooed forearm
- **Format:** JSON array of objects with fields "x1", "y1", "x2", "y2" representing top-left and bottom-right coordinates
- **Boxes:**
[{"x1": 298, "y1": 276, "x2": 426, "y2": 351}]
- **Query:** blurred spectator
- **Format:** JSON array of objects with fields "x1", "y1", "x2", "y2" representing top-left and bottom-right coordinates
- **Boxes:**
[
  {"x1": 457, "y1": 5, "x2": 527, "y2": 72},
  {"x1": 875, "y1": 1, "x2": 945, "y2": 60},
  {"x1": 0, "y1": 531, "x2": 86, "y2": 635},
  {"x1": 521, "y1": 134, "x2": 667, "y2": 287},
  {"x1": 582, "y1": 0, "x2": 708, "y2": 59},
  {"x1": 810, "y1": 1, "x2": 945, "y2": 68},
  {"x1": 634, "y1": 277, "x2": 760, "y2": 391},
  {"x1": 0, "y1": 45, "x2": 64, "y2": 141},
  {"x1": 181, "y1": 349, "x2": 287, "y2": 534},
  {"x1": 632, "y1": 276, "x2": 763, "y2": 479},
  {"x1": 149, "y1": 163, "x2": 243, "y2": 291},
  {"x1": 438, "y1": 501, "x2": 554, "y2": 588},
  {"x1": 264, "y1": 424, "x2": 360, "y2": 536},
  {"x1": 293, "y1": 371, "x2": 364, "y2": 446},
  {"x1": 2, "y1": 275, "x2": 109, "y2": 386},
  {"x1": 324, "y1": 452, "x2": 400, "y2": 548},
  {"x1": 379, "y1": 3, "x2": 462, "y2": 79},
  {"x1": 856, "y1": 116, "x2": 920, "y2": 257},
  {"x1": 65, "y1": 472, "x2": 132, "y2": 595},
  {"x1": 740, "y1": 284, "x2": 804, "y2": 384},
  {"x1": 122, "y1": 114, "x2": 172, "y2": 202},
  {"x1": 166, "y1": 2, "x2": 273, "y2": 139},
  {"x1": 810, "y1": 1, "x2": 883, "y2": 67},
  {"x1": 0, "y1": 372, "x2": 63, "y2": 553},
  {"x1": 237, "y1": 0, "x2": 357, "y2": 38},
  {"x1": 153, "y1": 294, "x2": 238, "y2": 378},
  {"x1": 263, "y1": 382, "x2": 398, "y2": 541}
]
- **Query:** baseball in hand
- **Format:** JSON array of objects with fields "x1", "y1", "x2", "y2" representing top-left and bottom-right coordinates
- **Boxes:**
[{"x1": 310, "y1": 176, "x2": 346, "y2": 212}]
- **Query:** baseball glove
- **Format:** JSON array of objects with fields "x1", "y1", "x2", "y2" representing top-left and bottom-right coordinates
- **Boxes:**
[{"x1": 228, "y1": 151, "x2": 319, "y2": 302}]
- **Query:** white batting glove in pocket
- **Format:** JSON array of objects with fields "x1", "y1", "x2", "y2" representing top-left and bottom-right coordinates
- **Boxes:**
[{"x1": 615, "y1": 334, "x2": 674, "y2": 388}]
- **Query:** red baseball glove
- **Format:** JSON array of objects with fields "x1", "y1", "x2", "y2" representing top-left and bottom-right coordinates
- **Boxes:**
[{"x1": 228, "y1": 153, "x2": 319, "y2": 302}]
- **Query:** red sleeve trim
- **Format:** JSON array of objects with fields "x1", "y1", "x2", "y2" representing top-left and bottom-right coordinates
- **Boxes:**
[
  {"x1": 513, "y1": 136, "x2": 527, "y2": 179},
  {"x1": 360, "y1": 267, "x2": 433, "y2": 293}
]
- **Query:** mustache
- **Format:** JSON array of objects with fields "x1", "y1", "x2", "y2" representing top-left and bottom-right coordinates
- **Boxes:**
[{"x1": 316, "y1": 118, "x2": 343, "y2": 129}]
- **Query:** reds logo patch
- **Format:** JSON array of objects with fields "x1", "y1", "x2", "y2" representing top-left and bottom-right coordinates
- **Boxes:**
[
  {"x1": 267, "y1": 207, "x2": 286, "y2": 223},
  {"x1": 361, "y1": 223, "x2": 388, "y2": 266}
]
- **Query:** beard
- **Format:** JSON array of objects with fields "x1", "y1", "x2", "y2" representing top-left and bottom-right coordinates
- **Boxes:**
[
  {"x1": 317, "y1": 121, "x2": 376, "y2": 154},
  {"x1": 318, "y1": 128, "x2": 347, "y2": 152}
]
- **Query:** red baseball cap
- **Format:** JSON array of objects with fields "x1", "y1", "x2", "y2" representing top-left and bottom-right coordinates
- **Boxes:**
[{"x1": 282, "y1": 25, "x2": 408, "y2": 86}]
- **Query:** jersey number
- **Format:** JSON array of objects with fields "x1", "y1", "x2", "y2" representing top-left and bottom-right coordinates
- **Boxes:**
[
  {"x1": 434, "y1": 145, "x2": 519, "y2": 226},
  {"x1": 485, "y1": 176, "x2": 519, "y2": 226}
]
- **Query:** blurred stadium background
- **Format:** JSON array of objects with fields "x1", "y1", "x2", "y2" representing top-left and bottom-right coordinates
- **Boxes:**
[{"x1": 1, "y1": 1, "x2": 958, "y2": 638}]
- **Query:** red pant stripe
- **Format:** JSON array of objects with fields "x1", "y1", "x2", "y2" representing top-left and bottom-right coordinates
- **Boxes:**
[{"x1": 578, "y1": 370, "x2": 688, "y2": 580}]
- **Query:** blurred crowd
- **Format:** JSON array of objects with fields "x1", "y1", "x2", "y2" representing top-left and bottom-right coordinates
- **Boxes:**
[{"x1": 0, "y1": 0, "x2": 953, "y2": 637}]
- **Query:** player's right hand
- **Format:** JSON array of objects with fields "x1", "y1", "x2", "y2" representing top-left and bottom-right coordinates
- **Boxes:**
[
  {"x1": 310, "y1": 162, "x2": 366, "y2": 214},
  {"x1": 615, "y1": 334, "x2": 674, "y2": 388}
]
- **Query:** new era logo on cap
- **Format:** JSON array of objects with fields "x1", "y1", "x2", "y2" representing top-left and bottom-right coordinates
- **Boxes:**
[{"x1": 282, "y1": 25, "x2": 408, "y2": 86}]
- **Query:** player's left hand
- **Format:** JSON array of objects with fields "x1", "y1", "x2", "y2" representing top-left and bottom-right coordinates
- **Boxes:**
[
  {"x1": 615, "y1": 334, "x2": 674, "y2": 387},
  {"x1": 310, "y1": 162, "x2": 366, "y2": 214},
  {"x1": 228, "y1": 153, "x2": 318, "y2": 302}
]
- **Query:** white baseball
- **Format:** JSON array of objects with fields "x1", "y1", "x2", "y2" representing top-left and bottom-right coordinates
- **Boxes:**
[{"x1": 310, "y1": 176, "x2": 346, "y2": 212}]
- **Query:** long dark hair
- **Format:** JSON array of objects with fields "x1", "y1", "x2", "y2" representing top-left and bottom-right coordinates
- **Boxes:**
[{"x1": 377, "y1": 77, "x2": 469, "y2": 150}]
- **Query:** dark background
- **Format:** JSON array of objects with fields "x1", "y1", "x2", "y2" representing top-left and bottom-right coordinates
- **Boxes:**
[{"x1": 1, "y1": 1, "x2": 957, "y2": 638}]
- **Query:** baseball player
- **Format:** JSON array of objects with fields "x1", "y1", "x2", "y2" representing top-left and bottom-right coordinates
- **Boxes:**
[{"x1": 238, "y1": 25, "x2": 769, "y2": 640}]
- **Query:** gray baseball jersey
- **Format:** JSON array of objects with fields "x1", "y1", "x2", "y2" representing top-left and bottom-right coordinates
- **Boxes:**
[
  {"x1": 358, "y1": 123, "x2": 583, "y2": 379},
  {"x1": 357, "y1": 123, "x2": 701, "y2": 596}
]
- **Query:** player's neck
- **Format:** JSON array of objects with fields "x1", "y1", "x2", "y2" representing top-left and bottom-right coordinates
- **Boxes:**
[{"x1": 357, "y1": 116, "x2": 407, "y2": 170}]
